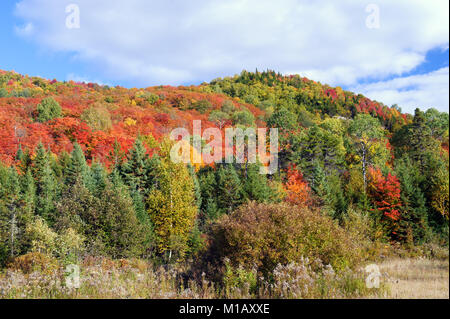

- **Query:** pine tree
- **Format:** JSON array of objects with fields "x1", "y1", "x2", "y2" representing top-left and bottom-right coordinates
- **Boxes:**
[
  {"x1": 188, "y1": 164, "x2": 202, "y2": 210},
  {"x1": 215, "y1": 163, "x2": 243, "y2": 214},
  {"x1": 32, "y1": 142, "x2": 48, "y2": 179},
  {"x1": 100, "y1": 180, "x2": 148, "y2": 258},
  {"x1": 395, "y1": 156, "x2": 430, "y2": 243},
  {"x1": 0, "y1": 168, "x2": 21, "y2": 259},
  {"x1": 121, "y1": 138, "x2": 154, "y2": 194},
  {"x1": 409, "y1": 109, "x2": 436, "y2": 169},
  {"x1": 32, "y1": 143, "x2": 57, "y2": 223},
  {"x1": 243, "y1": 162, "x2": 272, "y2": 203},
  {"x1": 65, "y1": 143, "x2": 89, "y2": 185},
  {"x1": 36, "y1": 162, "x2": 57, "y2": 223},
  {"x1": 87, "y1": 160, "x2": 107, "y2": 195}
]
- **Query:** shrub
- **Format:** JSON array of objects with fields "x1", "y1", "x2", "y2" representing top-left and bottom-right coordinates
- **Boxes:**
[
  {"x1": 205, "y1": 202, "x2": 362, "y2": 279},
  {"x1": 26, "y1": 217, "x2": 85, "y2": 261},
  {"x1": 232, "y1": 109, "x2": 255, "y2": 126},
  {"x1": 191, "y1": 100, "x2": 212, "y2": 114},
  {"x1": 7, "y1": 252, "x2": 59, "y2": 275}
]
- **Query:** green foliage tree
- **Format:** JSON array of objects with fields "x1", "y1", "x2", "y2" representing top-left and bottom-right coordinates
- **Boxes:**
[
  {"x1": 215, "y1": 164, "x2": 244, "y2": 214},
  {"x1": 348, "y1": 114, "x2": 384, "y2": 192},
  {"x1": 36, "y1": 97, "x2": 62, "y2": 122}
]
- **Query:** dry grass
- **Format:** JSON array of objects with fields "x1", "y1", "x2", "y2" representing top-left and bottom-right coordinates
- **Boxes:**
[{"x1": 378, "y1": 258, "x2": 449, "y2": 299}]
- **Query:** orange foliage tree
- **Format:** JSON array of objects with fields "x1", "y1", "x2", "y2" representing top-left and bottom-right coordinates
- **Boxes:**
[{"x1": 284, "y1": 165, "x2": 311, "y2": 207}]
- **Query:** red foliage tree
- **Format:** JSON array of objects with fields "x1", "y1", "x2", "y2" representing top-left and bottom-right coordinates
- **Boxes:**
[{"x1": 368, "y1": 167, "x2": 402, "y2": 236}]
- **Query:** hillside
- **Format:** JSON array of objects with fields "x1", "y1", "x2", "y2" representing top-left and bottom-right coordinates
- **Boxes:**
[
  {"x1": 0, "y1": 69, "x2": 423, "y2": 165},
  {"x1": 0, "y1": 69, "x2": 448, "y2": 299}
]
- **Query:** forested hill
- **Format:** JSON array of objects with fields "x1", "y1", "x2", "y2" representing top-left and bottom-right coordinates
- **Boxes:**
[
  {"x1": 0, "y1": 68, "x2": 448, "y2": 267},
  {"x1": 1, "y1": 68, "x2": 448, "y2": 165}
]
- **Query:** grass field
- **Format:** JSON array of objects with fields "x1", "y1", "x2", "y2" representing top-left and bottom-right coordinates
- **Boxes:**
[{"x1": 378, "y1": 258, "x2": 449, "y2": 299}]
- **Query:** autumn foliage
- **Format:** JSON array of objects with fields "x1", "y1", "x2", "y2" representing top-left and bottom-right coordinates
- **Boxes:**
[
  {"x1": 284, "y1": 165, "x2": 311, "y2": 207},
  {"x1": 367, "y1": 167, "x2": 402, "y2": 236}
]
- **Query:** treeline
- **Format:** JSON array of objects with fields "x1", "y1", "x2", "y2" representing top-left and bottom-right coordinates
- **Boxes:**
[{"x1": 0, "y1": 136, "x2": 284, "y2": 265}]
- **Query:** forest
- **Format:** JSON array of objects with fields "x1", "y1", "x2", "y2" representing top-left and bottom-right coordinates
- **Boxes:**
[{"x1": 0, "y1": 69, "x2": 448, "y2": 298}]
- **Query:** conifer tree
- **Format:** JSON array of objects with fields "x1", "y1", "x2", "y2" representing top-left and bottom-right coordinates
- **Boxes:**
[
  {"x1": 122, "y1": 138, "x2": 153, "y2": 194},
  {"x1": 243, "y1": 162, "x2": 272, "y2": 203},
  {"x1": 215, "y1": 163, "x2": 243, "y2": 214},
  {"x1": 65, "y1": 143, "x2": 89, "y2": 185},
  {"x1": 395, "y1": 156, "x2": 430, "y2": 243}
]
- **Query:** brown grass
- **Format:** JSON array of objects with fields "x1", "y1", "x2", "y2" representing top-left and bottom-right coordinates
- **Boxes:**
[{"x1": 377, "y1": 258, "x2": 449, "y2": 299}]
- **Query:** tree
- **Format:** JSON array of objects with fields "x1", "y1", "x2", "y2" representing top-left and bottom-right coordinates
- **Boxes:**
[
  {"x1": 121, "y1": 138, "x2": 154, "y2": 194},
  {"x1": 367, "y1": 167, "x2": 402, "y2": 238},
  {"x1": 215, "y1": 164, "x2": 244, "y2": 214},
  {"x1": 395, "y1": 156, "x2": 430, "y2": 243},
  {"x1": 242, "y1": 162, "x2": 273, "y2": 203},
  {"x1": 99, "y1": 180, "x2": 148, "y2": 258},
  {"x1": 65, "y1": 143, "x2": 89, "y2": 186},
  {"x1": 32, "y1": 146, "x2": 57, "y2": 223},
  {"x1": 284, "y1": 165, "x2": 310, "y2": 208},
  {"x1": 208, "y1": 110, "x2": 230, "y2": 129},
  {"x1": 80, "y1": 104, "x2": 112, "y2": 131},
  {"x1": 348, "y1": 114, "x2": 384, "y2": 193},
  {"x1": 147, "y1": 140, "x2": 197, "y2": 260},
  {"x1": 0, "y1": 167, "x2": 21, "y2": 260},
  {"x1": 36, "y1": 97, "x2": 62, "y2": 122},
  {"x1": 424, "y1": 108, "x2": 449, "y2": 140},
  {"x1": 408, "y1": 109, "x2": 438, "y2": 170},
  {"x1": 267, "y1": 107, "x2": 297, "y2": 135},
  {"x1": 289, "y1": 125, "x2": 345, "y2": 187},
  {"x1": 232, "y1": 109, "x2": 255, "y2": 126}
]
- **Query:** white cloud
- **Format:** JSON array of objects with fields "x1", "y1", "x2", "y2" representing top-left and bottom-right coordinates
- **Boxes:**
[
  {"x1": 13, "y1": 0, "x2": 449, "y2": 111},
  {"x1": 351, "y1": 67, "x2": 449, "y2": 114},
  {"x1": 14, "y1": 22, "x2": 34, "y2": 36}
]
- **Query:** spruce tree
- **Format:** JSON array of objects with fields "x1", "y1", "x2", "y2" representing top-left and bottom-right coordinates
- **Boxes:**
[
  {"x1": 215, "y1": 163, "x2": 243, "y2": 214},
  {"x1": 243, "y1": 162, "x2": 272, "y2": 203},
  {"x1": 65, "y1": 143, "x2": 89, "y2": 185},
  {"x1": 395, "y1": 157, "x2": 430, "y2": 243},
  {"x1": 121, "y1": 138, "x2": 153, "y2": 194}
]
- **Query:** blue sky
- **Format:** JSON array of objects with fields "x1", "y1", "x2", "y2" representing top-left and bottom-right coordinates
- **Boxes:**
[{"x1": 1, "y1": 0, "x2": 448, "y2": 113}]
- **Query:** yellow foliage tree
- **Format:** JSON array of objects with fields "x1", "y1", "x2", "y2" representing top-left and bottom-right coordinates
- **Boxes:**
[{"x1": 147, "y1": 139, "x2": 197, "y2": 260}]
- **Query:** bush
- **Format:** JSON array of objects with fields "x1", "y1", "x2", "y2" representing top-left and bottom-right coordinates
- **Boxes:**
[
  {"x1": 26, "y1": 217, "x2": 85, "y2": 262},
  {"x1": 232, "y1": 109, "x2": 255, "y2": 126},
  {"x1": 191, "y1": 100, "x2": 212, "y2": 114},
  {"x1": 204, "y1": 202, "x2": 362, "y2": 279},
  {"x1": 7, "y1": 252, "x2": 59, "y2": 275}
]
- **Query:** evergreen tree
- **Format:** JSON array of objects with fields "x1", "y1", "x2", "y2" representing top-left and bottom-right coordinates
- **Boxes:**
[
  {"x1": 100, "y1": 180, "x2": 148, "y2": 258},
  {"x1": 215, "y1": 163, "x2": 243, "y2": 214},
  {"x1": 395, "y1": 156, "x2": 430, "y2": 243},
  {"x1": 36, "y1": 97, "x2": 62, "y2": 122},
  {"x1": 65, "y1": 143, "x2": 89, "y2": 185},
  {"x1": 121, "y1": 138, "x2": 154, "y2": 194},
  {"x1": 242, "y1": 162, "x2": 272, "y2": 203}
]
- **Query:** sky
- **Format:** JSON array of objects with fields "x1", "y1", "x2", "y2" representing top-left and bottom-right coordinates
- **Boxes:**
[{"x1": 0, "y1": 0, "x2": 448, "y2": 114}]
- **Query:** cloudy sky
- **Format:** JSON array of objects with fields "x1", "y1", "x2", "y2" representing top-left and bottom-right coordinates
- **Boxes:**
[{"x1": 0, "y1": 0, "x2": 448, "y2": 113}]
